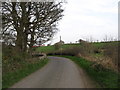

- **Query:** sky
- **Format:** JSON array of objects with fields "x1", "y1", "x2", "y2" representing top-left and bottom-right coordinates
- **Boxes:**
[{"x1": 46, "y1": 0, "x2": 119, "y2": 45}]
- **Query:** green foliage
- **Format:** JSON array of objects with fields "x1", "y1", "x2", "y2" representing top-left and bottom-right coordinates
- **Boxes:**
[
  {"x1": 12, "y1": 54, "x2": 24, "y2": 62},
  {"x1": 2, "y1": 58, "x2": 49, "y2": 88},
  {"x1": 60, "y1": 56, "x2": 119, "y2": 88},
  {"x1": 54, "y1": 43, "x2": 62, "y2": 50}
]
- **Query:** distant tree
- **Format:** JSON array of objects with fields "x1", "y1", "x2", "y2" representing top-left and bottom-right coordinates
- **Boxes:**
[
  {"x1": 54, "y1": 43, "x2": 61, "y2": 50},
  {"x1": 109, "y1": 36, "x2": 113, "y2": 42},
  {"x1": 103, "y1": 35, "x2": 108, "y2": 42},
  {"x1": 47, "y1": 44, "x2": 51, "y2": 46},
  {"x1": 97, "y1": 40, "x2": 99, "y2": 42},
  {"x1": 90, "y1": 36, "x2": 93, "y2": 43}
]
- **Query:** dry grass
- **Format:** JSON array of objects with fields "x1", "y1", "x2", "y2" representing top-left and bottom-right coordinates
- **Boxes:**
[{"x1": 79, "y1": 55, "x2": 118, "y2": 72}]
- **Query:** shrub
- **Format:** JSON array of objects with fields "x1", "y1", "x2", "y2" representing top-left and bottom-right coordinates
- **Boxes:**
[
  {"x1": 103, "y1": 42, "x2": 118, "y2": 65},
  {"x1": 54, "y1": 43, "x2": 62, "y2": 50}
]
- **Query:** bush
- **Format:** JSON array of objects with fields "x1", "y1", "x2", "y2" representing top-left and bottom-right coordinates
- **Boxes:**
[
  {"x1": 54, "y1": 43, "x2": 62, "y2": 50},
  {"x1": 2, "y1": 44, "x2": 30, "y2": 75},
  {"x1": 103, "y1": 42, "x2": 118, "y2": 65}
]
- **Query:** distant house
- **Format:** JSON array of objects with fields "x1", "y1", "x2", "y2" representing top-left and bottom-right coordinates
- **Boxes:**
[{"x1": 78, "y1": 39, "x2": 88, "y2": 43}]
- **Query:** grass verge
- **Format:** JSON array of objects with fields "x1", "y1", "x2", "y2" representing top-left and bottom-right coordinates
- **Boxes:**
[
  {"x1": 2, "y1": 58, "x2": 49, "y2": 88},
  {"x1": 57, "y1": 55, "x2": 119, "y2": 88}
]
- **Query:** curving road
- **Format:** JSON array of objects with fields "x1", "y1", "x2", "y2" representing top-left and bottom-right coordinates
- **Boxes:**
[{"x1": 11, "y1": 56, "x2": 95, "y2": 88}]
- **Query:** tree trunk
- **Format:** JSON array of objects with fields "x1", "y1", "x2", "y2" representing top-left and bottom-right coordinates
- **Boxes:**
[{"x1": 15, "y1": 30, "x2": 23, "y2": 53}]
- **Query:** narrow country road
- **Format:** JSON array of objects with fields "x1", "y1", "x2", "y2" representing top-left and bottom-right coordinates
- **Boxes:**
[{"x1": 11, "y1": 56, "x2": 95, "y2": 88}]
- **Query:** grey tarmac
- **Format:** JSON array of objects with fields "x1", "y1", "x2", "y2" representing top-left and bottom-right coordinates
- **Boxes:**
[{"x1": 11, "y1": 56, "x2": 95, "y2": 88}]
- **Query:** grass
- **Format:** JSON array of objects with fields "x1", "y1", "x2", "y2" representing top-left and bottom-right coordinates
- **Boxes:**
[
  {"x1": 36, "y1": 44, "x2": 80, "y2": 53},
  {"x1": 57, "y1": 55, "x2": 119, "y2": 88},
  {"x1": 2, "y1": 58, "x2": 49, "y2": 88},
  {"x1": 93, "y1": 41, "x2": 119, "y2": 48},
  {"x1": 36, "y1": 45, "x2": 55, "y2": 53}
]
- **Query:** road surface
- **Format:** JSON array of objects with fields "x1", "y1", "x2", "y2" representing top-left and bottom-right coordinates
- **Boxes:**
[{"x1": 11, "y1": 56, "x2": 95, "y2": 88}]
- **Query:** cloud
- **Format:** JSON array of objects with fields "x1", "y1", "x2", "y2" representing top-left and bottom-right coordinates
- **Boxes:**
[{"x1": 47, "y1": 0, "x2": 118, "y2": 45}]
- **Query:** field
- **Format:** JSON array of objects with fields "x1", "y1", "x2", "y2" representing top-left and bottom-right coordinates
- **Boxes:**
[{"x1": 36, "y1": 43, "x2": 80, "y2": 53}]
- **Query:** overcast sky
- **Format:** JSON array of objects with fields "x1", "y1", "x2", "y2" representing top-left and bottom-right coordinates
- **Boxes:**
[{"x1": 46, "y1": 0, "x2": 119, "y2": 45}]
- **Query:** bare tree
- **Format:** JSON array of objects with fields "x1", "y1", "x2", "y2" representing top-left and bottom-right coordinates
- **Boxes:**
[
  {"x1": 2, "y1": 2, "x2": 64, "y2": 54},
  {"x1": 103, "y1": 35, "x2": 108, "y2": 42}
]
